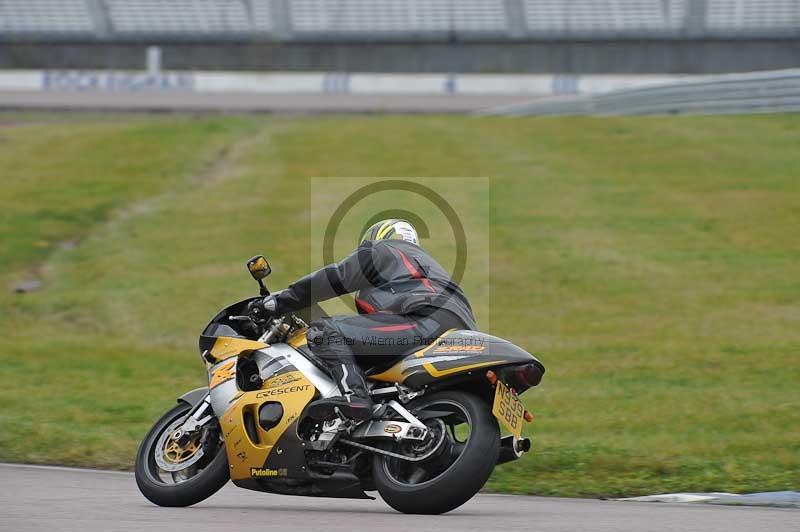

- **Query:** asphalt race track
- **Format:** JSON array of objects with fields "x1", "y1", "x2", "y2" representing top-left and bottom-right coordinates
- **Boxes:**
[
  {"x1": 0, "y1": 91, "x2": 536, "y2": 114},
  {"x1": 1, "y1": 464, "x2": 796, "y2": 532}
]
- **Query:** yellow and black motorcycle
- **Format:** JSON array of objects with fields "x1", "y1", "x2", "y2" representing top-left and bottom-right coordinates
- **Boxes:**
[{"x1": 135, "y1": 255, "x2": 545, "y2": 514}]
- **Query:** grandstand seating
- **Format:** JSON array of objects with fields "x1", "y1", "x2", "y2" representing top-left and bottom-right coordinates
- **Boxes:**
[
  {"x1": 0, "y1": 0, "x2": 93, "y2": 34},
  {"x1": 523, "y1": 0, "x2": 687, "y2": 33},
  {"x1": 706, "y1": 0, "x2": 800, "y2": 32},
  {"x1": 0, "y1": 0, "x2": 797, "y2": 38},
  {"x1": 250, "y1": 0, "x2": 275, "y2": 32},
  {"x1": 105, "y1": 0, "x2": 251, "y2": 34},
  {"x1": 289, "y1": 0, "x2": 507, "y2": 33}
]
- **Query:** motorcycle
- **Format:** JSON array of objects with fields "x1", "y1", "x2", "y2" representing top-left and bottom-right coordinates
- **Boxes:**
[{"x1": 135, "y1": 255, "x2": 546, "y2": 514}]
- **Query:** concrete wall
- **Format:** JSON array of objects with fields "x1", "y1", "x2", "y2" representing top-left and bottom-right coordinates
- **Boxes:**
[{"x1": 1, "y1": 39, "x2": 799, "y2": 74}]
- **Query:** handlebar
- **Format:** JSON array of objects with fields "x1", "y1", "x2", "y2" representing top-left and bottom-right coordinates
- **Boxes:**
[{"x1": 225, "y1": 297, "x2": 310, "y2": 344}]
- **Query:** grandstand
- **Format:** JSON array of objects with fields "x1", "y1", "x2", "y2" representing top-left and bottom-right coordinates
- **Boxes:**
[
  {"x1": 1, "y1": 1, "x2": 799, "y2": 74},
  {"x1": 522, "y1": 0, "x2": 687, "y2": 34},
  {"x1": 105, "y1": 0, "x2": 252, "y2": 35},
  {"x1": 706, "y1": 0, "x2": 800, "y2": 33},
  {"x1": 0, "y1": 0, "x2": 93, "y2": 34},
  {"x1": 287, "y1": 1, "x2": 508, "y2": 34},
  {"x1": 0, "y1": 0, "x2": 798, "y2": 39}
]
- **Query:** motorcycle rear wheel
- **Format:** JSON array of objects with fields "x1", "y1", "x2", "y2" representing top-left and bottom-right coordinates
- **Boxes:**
[
  {"x1": 135, "y1": 402, "x2": 229, "y2": 507},
  {"x1": 372, "y1": 390, "x2": 500, "y2": 514}
]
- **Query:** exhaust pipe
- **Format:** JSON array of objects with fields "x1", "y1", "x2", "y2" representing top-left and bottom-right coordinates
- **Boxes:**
[{"x1": 496, "y1": 435, "x2": 531, "y2": 465}]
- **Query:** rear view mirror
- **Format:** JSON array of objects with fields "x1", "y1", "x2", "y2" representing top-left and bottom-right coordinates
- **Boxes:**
[{"x1": 246, "y1": 255, "x2": 271, "y2": 281}]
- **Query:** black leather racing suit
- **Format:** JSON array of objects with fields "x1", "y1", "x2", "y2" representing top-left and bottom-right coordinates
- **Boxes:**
[{"x1": 271, "y1": 239, "x2": 476, "y2": 397}]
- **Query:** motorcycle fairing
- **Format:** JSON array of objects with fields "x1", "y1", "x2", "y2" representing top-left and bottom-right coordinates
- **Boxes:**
[
  {"x1": 219, "y1": 370, "x2": 316, "y2": 483},
  {"x1": 200, "y1": 336, "x2": 268, "y2": 364},
  {"x1": 217, "y1": 366, "x2": 372, "y2": 500},
  {"x1": 367, "y1": 329, "x2": 542, "y2": 388}
]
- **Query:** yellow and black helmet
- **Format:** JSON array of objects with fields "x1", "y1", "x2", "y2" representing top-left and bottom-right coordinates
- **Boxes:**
[{"x1": 360, "y1": 219, "x2": 419, "y2": 246}]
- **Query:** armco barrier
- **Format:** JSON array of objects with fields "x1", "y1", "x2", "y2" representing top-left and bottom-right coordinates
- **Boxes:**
[{"x1": 481, "y1": 69, "x2": 800, "y2": 116}]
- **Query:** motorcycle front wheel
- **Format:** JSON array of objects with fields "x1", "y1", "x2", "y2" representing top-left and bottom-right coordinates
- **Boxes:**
[
  {"x1": 372, "y1": 390, "x2": 500, "y2": 514},
  {"x1": 135, "y1": 401, "x2": 229, "y2": 507}
]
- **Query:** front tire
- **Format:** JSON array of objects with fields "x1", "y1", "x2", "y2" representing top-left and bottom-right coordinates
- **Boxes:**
[
  {"x1": 373, "y1": 390, "x2": 500, "y2": 514},
  {"x1": 135, "y1": 402, "x2": 229, "y2": 507}
]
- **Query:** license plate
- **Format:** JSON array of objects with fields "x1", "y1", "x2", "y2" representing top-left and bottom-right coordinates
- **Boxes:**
[{"x1": 492, "y1": 380, "x2": 525, "y2": 439}]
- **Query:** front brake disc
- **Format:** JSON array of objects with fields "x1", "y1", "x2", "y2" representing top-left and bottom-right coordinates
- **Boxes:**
[{"x1": 154, "y1": 417, "x2": 207, "y2": 472}]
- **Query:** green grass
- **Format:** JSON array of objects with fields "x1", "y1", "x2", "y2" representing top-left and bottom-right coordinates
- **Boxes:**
[{"x1": 0, "y1": 112, "x2": 798, "y2": 496}]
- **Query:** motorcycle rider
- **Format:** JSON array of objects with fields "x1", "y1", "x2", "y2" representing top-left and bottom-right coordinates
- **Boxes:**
[{"x1": 257, "y1": 219, "x2": 476, "y2": 422}]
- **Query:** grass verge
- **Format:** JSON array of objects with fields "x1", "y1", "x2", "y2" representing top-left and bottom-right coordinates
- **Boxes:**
[{"x1": 1, "y1": 112, "x2": 798, "y2": 496}]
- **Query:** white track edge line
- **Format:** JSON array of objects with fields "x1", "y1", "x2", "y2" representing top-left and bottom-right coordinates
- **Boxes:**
[{"x1": 0, "y1": 462, "x2": 133, "y2": 475}]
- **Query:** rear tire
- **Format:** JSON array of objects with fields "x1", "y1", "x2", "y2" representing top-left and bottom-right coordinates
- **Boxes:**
[
  {"x1": 135, "y1": 402, "x2": 229, "y2": 507},
  {"x1": 372, "y1": 390, "x2": 499, "y2": 514}
]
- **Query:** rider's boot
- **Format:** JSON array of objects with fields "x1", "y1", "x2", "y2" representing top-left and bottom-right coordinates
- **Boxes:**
[{"x1": 305, "y1": 363, "x2": 374, "y2": 422}]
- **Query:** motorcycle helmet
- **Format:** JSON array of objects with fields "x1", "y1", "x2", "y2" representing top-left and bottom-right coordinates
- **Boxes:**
[{"x1": 360, "y1": 219, "x2": 419, "y2": 245}]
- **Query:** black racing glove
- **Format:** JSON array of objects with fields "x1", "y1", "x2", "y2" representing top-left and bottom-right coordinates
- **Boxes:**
[
  {"x1": 261, "y1": 295, "x2": 277, "y2": 314},
  {"x1": 247, "y1": 295, "x2": 276, "y2": 324}
]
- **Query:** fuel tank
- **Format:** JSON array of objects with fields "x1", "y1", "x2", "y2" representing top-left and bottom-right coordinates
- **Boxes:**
[{"x1": 367, "y1": 329, "x2": 544, "y2": 388}]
